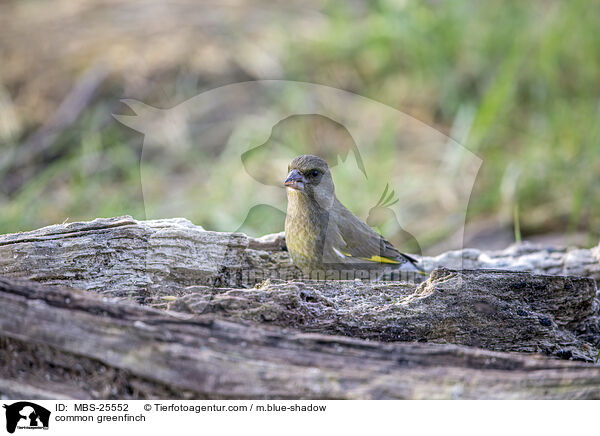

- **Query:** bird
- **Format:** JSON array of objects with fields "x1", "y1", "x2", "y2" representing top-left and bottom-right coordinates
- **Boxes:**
[{"x1": 284, "y1": 154, "x2": 424, "y2": 280}]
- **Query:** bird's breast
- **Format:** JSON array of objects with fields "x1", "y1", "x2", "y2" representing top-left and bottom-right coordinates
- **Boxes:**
[{"x1": 285, "y1": 195, "x2": 327, "y2": 270}]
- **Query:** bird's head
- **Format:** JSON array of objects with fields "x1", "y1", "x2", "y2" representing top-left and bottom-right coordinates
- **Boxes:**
[{"x1": 284, "y1": 155, "x2": 335, "y2": 209}]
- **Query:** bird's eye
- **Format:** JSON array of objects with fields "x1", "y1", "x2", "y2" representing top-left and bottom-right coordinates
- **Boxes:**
[{"x1": 308, "y1": 169, "x2": 320, "y2": 178}]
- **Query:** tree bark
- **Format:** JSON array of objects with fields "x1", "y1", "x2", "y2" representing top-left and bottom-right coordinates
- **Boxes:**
[
  {"x1": 0, "y1": 216, "x2": 599, "y2": 399},
  {"x1": 168, "y1": 268, "x2": 600, "y2": 361},
  {"x1": 1, "y1": 217, "x2": 598, "y2": 298},
  {"x1": 1, "y1": 276, "x2": 600, "y2": 400}
]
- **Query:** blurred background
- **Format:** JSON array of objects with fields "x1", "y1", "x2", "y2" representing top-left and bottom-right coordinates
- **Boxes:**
[{"x1": 0, "y1": 0, "x2": 598, "y2": 253}]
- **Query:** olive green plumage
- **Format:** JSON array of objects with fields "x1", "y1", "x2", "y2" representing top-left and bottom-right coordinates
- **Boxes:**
[{"x1": 284, "y1": 155, "x2": 422, "y2": 278}]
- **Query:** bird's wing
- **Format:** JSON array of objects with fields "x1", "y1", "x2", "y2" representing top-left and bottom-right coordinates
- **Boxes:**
[{"x1": 330, "y1": 200, "x2": 422, "y2": 269}]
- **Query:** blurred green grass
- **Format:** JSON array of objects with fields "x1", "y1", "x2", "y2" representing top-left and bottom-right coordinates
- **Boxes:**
[
  {"x1": 283, "y1": 0, "x2": 600, "y2": 243},
  {"x1": 1, "y1": 0, "x2": 599, "y2": 248}
]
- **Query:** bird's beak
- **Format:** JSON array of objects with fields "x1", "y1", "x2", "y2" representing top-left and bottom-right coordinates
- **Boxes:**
[{"x1": 284, "y1": 169, "x2": 306, "y2": 191}]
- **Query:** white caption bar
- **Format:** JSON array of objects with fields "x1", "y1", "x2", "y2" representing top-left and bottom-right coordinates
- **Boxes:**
[{"x1": 0, "y1": 400, "x2": 596, "y2": 435}]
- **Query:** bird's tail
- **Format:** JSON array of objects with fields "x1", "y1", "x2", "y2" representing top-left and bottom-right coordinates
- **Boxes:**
[{"x1": 399, "y1": 252, "x2": 427, "y2": 274}]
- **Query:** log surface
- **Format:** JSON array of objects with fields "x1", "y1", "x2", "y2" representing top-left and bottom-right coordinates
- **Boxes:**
[
  {"x1": 1, "y1": 276, "x2": 600, "y2": 400},
  {"x1": 0, "y1": 216, "x2": 599, "y2": 399},
  {"x1": 1, "y1": 216, "x2": 599, "y2": 297},
  {"x1": 0, "y1": 216, "x2": 298, "y2": 298},
  {"x1": 170, "y1": 268, "x2": 600, "y2": 361}
]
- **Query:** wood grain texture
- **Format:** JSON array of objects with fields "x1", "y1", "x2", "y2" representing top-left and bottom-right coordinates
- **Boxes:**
[
  {"x1": 1, "y1": 276, "x2": 600, "y2": 400},
  {"x1": 0, "y1": 216, "x2": 298, "y2": 299},
  {"x1": 168, "y1": 268, "x2": 600, "y2": 361},
  {"x1": 0, "y1": 216, "x2": 599, "y2": 399}
]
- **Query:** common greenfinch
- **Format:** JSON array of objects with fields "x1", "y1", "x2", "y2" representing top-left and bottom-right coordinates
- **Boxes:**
[{"x1": 284, "y1": 154, "x2": 423, "y2": 280}]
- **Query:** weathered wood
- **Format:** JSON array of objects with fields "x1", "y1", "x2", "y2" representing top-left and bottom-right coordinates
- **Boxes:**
[
  {"x1": 0, "y1": 216, "x2": 298, "y2": 299},
  {"x1": 1, "y1": 276, "x2": 600, "y2": 400},
  {"x1": 1, "y1": 217, "x2": 599, "y2": 298},
  {"x1": 168, "y1": 268, "x2": 600, "y2": 361},
  {"x1": 427, "y1": 241, "x2": 600, "y2": 282},
  {"x1": 1, "y1": 217, "x2": 599, "y2": 399}
]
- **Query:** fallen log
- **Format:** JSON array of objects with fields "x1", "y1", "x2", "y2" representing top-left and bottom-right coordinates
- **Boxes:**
[
  {"x1": 0, "y1": 216, "x2": 299, "y2": 299},
  {"x1": 1, "y1": 276, "x2": 600, "y2": 400},
  {"x1": 1, "y1": 217, "x2": 598, "y2": 300},
  {"x1": 168, "y1": 268, "x2": 600, "y2": 361},
  {"x1": 1, "y1": 217, "x2": 599, "y2": 399}
]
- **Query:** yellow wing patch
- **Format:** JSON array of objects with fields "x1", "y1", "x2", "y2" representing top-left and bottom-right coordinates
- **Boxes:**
[
  {"x1": 337, "y1": 250, "x2": 400, "y2": 264},
  {"x1": 359, "y1": 255, "x2": 401, "y2": 264}
]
